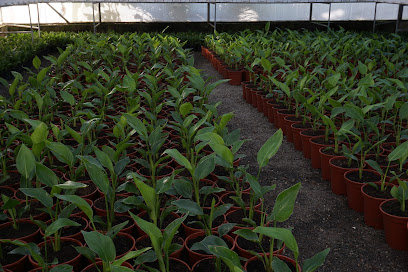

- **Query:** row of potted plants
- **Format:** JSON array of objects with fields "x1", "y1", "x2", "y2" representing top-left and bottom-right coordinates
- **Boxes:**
[
  {"x1": 0, "y1": 31, "x2": 329, "y2": 271},
  {"x1": 201, "y1": 25, "x2": 408, "y2": 251}
]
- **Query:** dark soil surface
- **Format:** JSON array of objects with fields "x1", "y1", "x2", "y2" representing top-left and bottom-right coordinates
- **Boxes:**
[
  {"x1": 362, "y1": 185, "x2": 394, "y2": 199},
  {"x1": 195, "y1": 52, "x2": 408, "y2": 271},
  {"x1": 345, "y1": 171, "x2": 381, "y2": 183},
  {"x1": 381, "y1": 200, "x2": 408, "y2": 217},
  {"x1": 246, "y1": 256, "x2": 297, "y2": 272}
]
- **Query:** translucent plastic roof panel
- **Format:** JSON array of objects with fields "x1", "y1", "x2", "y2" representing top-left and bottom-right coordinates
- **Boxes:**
[{"x1": 1, "y1": 0, "x2": 408, "y2": 7}]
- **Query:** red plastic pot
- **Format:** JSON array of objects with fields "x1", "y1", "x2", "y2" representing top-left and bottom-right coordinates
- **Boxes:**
[
  {"x1": 309, "y1": 136, "x2": 334, "y2": 169},
  {"x1": 234, "y1": 235, "x2": 285, "y2": 260},
  {"x1": 380, "y1": 199, "x2": 408, "y2": 250},
  {"x1": 136, "y1": 257, "x2": 191, "y2": 271},
  {"x1": 227, "y1": 69, "x2": 243, "y2": 86},
  {"x1": 329, "y1": 157, "x2": 362, "y2": 196},
  {"x1": 361, "y1": 182, "x2": 395, "y2": 229},
  {"x1": 344, "y1": 169, "x2": 381, "y2": 213},
  {"x1": 299, "y1": 129, "x2": 325, "y2": 159},
  {"x1": 284, "y1": 116, "x2": 302, "y2": 143},
  {"x1": 0, "y1": 219, "x2": 41, "y2": 243},
  {"x1": 319, "y1": 147, "x2": 342, "y2": 182}
]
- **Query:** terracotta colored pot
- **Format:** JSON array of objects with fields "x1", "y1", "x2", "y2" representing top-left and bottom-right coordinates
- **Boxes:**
[
  {"x1": 329, "y1": 157, "x2": 362, "y2": 195},
  {"x1": 276, "y1": 109, "x2": 295, "y2": 135},
  {"x1": 0, "y1": 243, "x2": 28, "y2": 272},
  {"x1": 244, "y1": 254, "x2": 300, "y2": 272},
  {"x1": 284, "y1": 116, "x2": 302, "y2": 143},
  {"x1": 344, "y1": 169, "x2": 381, "y2": 213},
  {"x1": 242, "y1": 81, "x2": 250, "y2": 101},
  {"x1": 28, "y1": 238, "x2": 83, "y2": 271},
  {"x1": 266, "y1": 101, "x2": 278, "y2": 123},
  {"x1": 291, "y1": 123, "x2": 312, "y2": 152},
  {"x1": 184, "y1": 231, "x2": 235, "y2": 267},
  {"x1": 319, "y1": 147, "x2": 342, "y2": 181},
  {"x1": 256, "y1": 92, "x2": 266, "y2": 113},
  {"x1": 227, "y1": 69, "x2": 243, "y2": 86},
  {"x1": 380, "y1": 199, "x2": 408, "y2": 250},
  {"x1": 299, "y1": 129, "x2": 325, "y2": 159},
  {"x1": 309, "y1": 136, "x2": 334, "y2": 169},
  {"x1": 361, "y1": 182, "x2": 395, "y2": 229},
  {"x1": 0, "y1": 219, "x2": 41, "y2": 243}
]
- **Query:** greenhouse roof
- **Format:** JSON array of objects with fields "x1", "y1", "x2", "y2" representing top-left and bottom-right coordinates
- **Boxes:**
[{"x1": 0, "y1": 0, "x2": 407, "y2": 7}]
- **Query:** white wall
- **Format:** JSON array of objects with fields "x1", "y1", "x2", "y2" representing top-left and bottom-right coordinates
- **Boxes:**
[{"x1": 0, "y1": 2, "x2": 407, "y2": 24}]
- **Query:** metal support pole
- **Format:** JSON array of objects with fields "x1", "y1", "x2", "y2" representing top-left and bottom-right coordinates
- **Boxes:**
[
  {"x1": 214, "y1": 2, "x2": 217, "y2": 31},
  {"x1": 396, "y1": 4, "x2": 403, "y2": 33},
  {"x1": 28, "y1": 4, "x2": 34, "y2": 43},
  {"x1": 207, "y1": 2, "x2": 210, "y2": 24},
  {"x1": 327, "y1": 3, "x2": 331, "y2": 31},
  {"x1": 98, "y1": 3, "x2": 102, "y2": 26},
  {"x1": 373, "y1": 2, "x2": 377, "y2": 33},
  {"x1": 46, "y1": 3, "x2": 70, "y2": 24},
  {"x1": 92, "y1": 3, "x2": 96, "y2": 34},
  {"x1": 36, "y1": 2, "x2": 40, "y2": 38},
  {"x1": 309, "y1": 3, "x2": 313, "y2": 22}
]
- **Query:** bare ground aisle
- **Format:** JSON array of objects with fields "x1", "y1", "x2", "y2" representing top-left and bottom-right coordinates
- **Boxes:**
[{"x1": 194, "y1": 52, "x2": 408, "y2": 271}]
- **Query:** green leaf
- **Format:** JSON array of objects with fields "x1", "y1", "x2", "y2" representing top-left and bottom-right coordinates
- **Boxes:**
[
  {"x1": 209, "y1": 143, "x2": 233, "y2": 167},
  {"x1": 257, "y1": 129, "x2": 283, "y2": 168},
  {"x1": 218, "y1": 223, "x2": 236, "y2": 237},
  {"x1": 55, "y1": 194, "x2": 93, "y2": 222},
  {"x1": 16, "y1": 144, "x2": 36, "y2": 179},
  {"x1": 65, "y1": 126, "x2": 83, "y2": 144},
  {"x1": 399, "y1": 102, "x2": 408, "y2": 120},
  {"x1": 60, "y1": 90, "x2": 75, "y2": 106},
  {"x1": 163, "y1": 214, "x2": 188, "y2": 253},
  {"x1": 37, "y1": 67, "x2": 49, "y2": 84},
  {"x1": 191, "y1": 235, "x2": 228, "y2": 255},
  {"x1": 33, "y1": 56, "x2": 41, "y2": 70},
  {"x1": 49, "y1": 264, "x2": 74, "y2": 272},
  {"x1": 303, "y1": 248, "x2": 330, "y2": 272},
  {"x1": 112, "y1": 248, "x2": 151, "y2": 266},
  {"x1": 20, "y1": 188, "x2": 53, "y2": 209},
  {"x1": 80, "y1": 156, "x2": 109, "y2": 194},
  {"x1": 130, "y1": 173, "x2": 157, "y2": 222},
  {"x1": 254, "y1": 227, "x2": 299, "y2": 259},
  {"x1": 1, "y1": 195, "x2": 20, "y2": 210},
  {"x1": 93, "y1": 146, "x2": 114, "y2": 173},
  {"x1": 123, "y1": 113, "x2": 147, "y2": 137},
  {"x1": 272, "y1": 258, "x2": 292, "y2": 272},
  {"x1": 123, "y1": 75, "x2": 136, "y2": 93},
  {"x1": 271, "y1": 183, "x2": 301, "y2": 222},
  {"x1": 163, "y1": 149, "x2": 192, "y2": 171},
  {"x1": 388, "y1": 141, "x2": 408, "y2": 162},
  {"x1": 129, "y1": 213, "x2": 163, "y2": 255},
  {"x1": 180, "y1": 102, "x2": 193, "y2": 117},
  {"x1": 55, "y1": 180, "x2": 87, "y2": 190},
  {"x1": 207, "y1": 245, "x2": 243, "y2": 271},
  {"x1": 82, "y1": 231, "x2": 116, "y2": 262},
  {"x1": 31, "y1": 122, "x2": 48, "y2": 144},
  {"x1": 46, "y1": 142, "x2": 74, "y2": 168},
  {"x1": 44, "y1": 218, "x2": 80, "y2": 237},
  {"x1": 194, "y1": 154, "x2": 215, "y2": 181},
  {"x1": 344, "y1": 103, "x2": 364, "y2": 122},
  {"x1": 172, "y1": 199, "x2": 203, "y2": 216},
  {"x1": 174, "y1": 178, "x2": 193, "y2": 198},
  {"x1": 36, "y1": 163, "x2": 58, "y2": 187},
  {"x1": 233, "y1": 229, "x2": 259, "y2": 242}
]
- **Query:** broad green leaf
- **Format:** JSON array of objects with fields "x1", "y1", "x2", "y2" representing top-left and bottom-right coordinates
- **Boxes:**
[
  {"x1": 191, "y1": 235, "x2": 228, "y2": 255},
  {"x1": 60, "y1": 90, "x2": 75, "y2": 106},
  {"x1": 207, "y1": 245, "x2": 243, "y2": 271},
  {"x1": 254, "y1": 227, "x2": 298, "y2": 258},
  {"x1": 129, "y1": 213, "x2": 162, "y2": 255},
  {"x1": 112, "y1": 248, "x2": 151, "y2": 266},
  {"x1": 163, "y1": 214, "x2": 187, "y2": 253},
  {"x1": 180, "y1": 102, "x2": 193, "y2": 117},
  {"x1": 55, "y1": 181, "x2": 87, "y2": 190},
  {"x1": 194, "y1": 154, "x2": 215, "y2": 181},
  {"x1": 388, "y1": 141, "x2": 408, "y2": 162},
  {"x1": 20, "y1": 188, "x2": 53, "y2": 209},
  {"x1": 55, "y1": 194, "x2": 93, "y2": 221},
  {"x1": 44, "y1": 218, "x2": 80, "y2": 237},
  {"x1": 344, "y1": 103, "x2": 364, "y2": 122},
  {"x1": 16, "y1": 144, "x2": 36, "y2": 179},
  {"x1": 172, "y1": 199, "x2": 203, "y2": 216},
  {"x1": 210, "y1": 143, "x2": 233, "y2": 167},
  {"x1": 31, "y1": 122, "x2": 48, "y2": 144},
  {"x1": 123, "y1": 113, "x2": 147, "y2": 137},
  {"x1": 46, "y1": 142, "x2": 74, "y2": 168},
  {"x1": 233, "y1": 229, "x2": 259, "y2": 242},
  {"x1": 82, "y1": 231, "x2": 116, "y2": 262},
  {"x1": 36, "y1": 163, "x2": 58, "y2": 187},
  {"x1": 131, "y1": 173, "x2": 157, "y2": 221},
  {"x1": 33, "y1": 56, "x2": 41, "y2": 70},
  {"x1": 271, "y1": 183, "x2": 301, "y2": 222},
  {"x1": 272, "y1": 258, "x2": 292, "y2": 272},
  {"x1": 49, "y1": 265, "x2": 74, "y2": 272},
  {"x1": 399, "y1": 102, "x2": 408, "y2": 120},
  {"x1": 65, "y1": 126, "x2": 83, "y2": 144},
  {"x1": 303, "y1": 248, "x2": 330, "y2": 272},
  {"x1": 80, "y1": 157, "x2": 109, "y2": 194},
  {"x1": 93, "y1": 146, "x2": 114, "y2": 173},
  {"x1": 37, "y1": 67, "x2": 49, "y2": 84},
  {"x1": 123, "y1": 75, "x2": 136, "y2": 93},
  {"x1": 163, "y1": 149, "x2": 192, "y2": 171},
  {"x1": 257, "y1": 129, "x2": 283, "y2": 168}
]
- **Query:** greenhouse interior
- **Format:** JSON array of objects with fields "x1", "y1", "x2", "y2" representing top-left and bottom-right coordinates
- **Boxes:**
[{"x1": 1, "y1": 0, "x2": 408, "y2": 271}]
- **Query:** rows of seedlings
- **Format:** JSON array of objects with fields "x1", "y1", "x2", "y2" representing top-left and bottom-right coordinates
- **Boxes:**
[
  {"x1": 203, "y1": 25, "x2": 408, "y2": 252},
  {"x1": 0, "y1": 32, "x2": 328, "y2": 272}
]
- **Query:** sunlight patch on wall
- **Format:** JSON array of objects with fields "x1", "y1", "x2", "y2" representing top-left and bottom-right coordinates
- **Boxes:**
[
  {"x1": 322, "y1": 9, "x2": 345, "y2": 20},
  {"x1": 238, "y1": 7, "x2": 259, "y2": 22}
]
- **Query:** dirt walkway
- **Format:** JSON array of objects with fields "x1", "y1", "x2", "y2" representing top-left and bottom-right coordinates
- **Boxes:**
[{"x1": 194, "y1": 52, "x2": 408, "y2": 271}]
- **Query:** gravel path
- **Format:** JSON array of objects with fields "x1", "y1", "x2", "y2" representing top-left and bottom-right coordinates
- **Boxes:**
[{"x1": 194, "y1": 52, "x2": 408, "y2": 271}]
